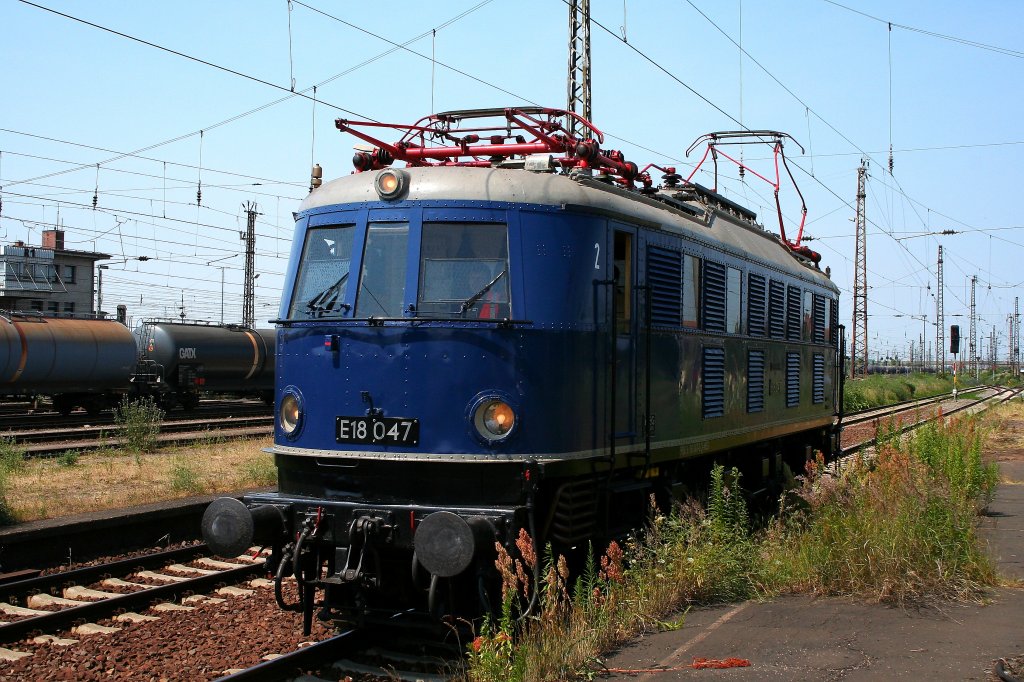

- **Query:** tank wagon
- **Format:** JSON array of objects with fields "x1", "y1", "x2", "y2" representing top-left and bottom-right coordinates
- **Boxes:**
[
  {"x1": 0, "y1": 313, "x2": 275, "y2": 413},
  {"x1": 202, "y1": 107, "x2": 842, "y2": 631},
  {"x1": 0, "y1": 314, "x2": 137, "y2": 414},
  {"x1": 135, "y1": 321, "x2": 276, "y2": 409}
]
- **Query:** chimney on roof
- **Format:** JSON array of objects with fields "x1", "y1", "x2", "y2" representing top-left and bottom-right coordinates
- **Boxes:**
[{"x1": 42, "y1": 230, "x2": 65, "y2": 250}]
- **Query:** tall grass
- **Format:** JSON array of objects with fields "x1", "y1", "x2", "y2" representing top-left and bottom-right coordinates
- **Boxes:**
[
  {"x1": 467, "y1": 413, "x2": 999, "y2": 682},
  {"x1": 0, "y1": 439, "x2": 26, "y2": 525},
  {"x1": 761, "y1": 420, "x2": 997, "y2": 602},
  {"x1": 843, "y1": 373, "x2": 955, "y2": 411},
  {"x1": 467, "y1": 467, "x2": 757, "y2": 681}
]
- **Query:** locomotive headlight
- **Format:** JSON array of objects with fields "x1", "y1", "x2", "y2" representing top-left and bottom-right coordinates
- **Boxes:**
[
  {"x1": 374, "y1": 169, "x2": 408, "y2": 200},
  {"x1": 279, "y1": 390, "x2": 303, "y2": 437},
  {"x1": 473, "y1": 398, "x2": 516, "y2": 441}
]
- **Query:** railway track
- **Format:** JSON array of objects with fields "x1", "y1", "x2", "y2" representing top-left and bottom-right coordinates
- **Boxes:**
[
  {"x1": 0, "y1": 398, "x2": 271, "y2": 431},
  {"x1": 0, "y1": 400, "x2": 273, "y2": 457},
  {"x1": 839, "y1": 385, "x2": 1021, "y2": 457},
  {"x1": 0, "y1": 540, "x2": 460, "y2": 680},
  {"x1": 13, "y1": 414, "x2": 273, "y2": 458},
  {"x1": 0, "y1": 545, "x2": 266, "y2": 656},
  {"x1": 216, "y1": 614, "x2": 464, "y2": 682},
  {"x1": 841, "y1": 384, "x2": 990, "y2": 428}
]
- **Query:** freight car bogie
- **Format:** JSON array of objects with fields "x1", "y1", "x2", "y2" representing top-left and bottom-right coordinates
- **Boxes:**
[{"x1": 51, "y1": 391, "x2": 126, "y2": 417}]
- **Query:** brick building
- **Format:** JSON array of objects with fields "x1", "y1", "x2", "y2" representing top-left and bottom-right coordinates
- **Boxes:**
[{"x1": 0, "y1": 230, "x2": 109, "y2": 316}]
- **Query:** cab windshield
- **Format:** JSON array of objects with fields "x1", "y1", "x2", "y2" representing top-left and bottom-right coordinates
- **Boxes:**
[
  {"x1": 289, "y1": 225, "x2": 354, "y2": 318},
  {"x1": 417, "y1": 223, "x2": 509, "y2": 318}
]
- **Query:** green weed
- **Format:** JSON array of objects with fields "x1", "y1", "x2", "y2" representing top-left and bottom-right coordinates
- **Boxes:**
[
  {"x1": 240, "y1": 454, "x2": 277, "y2": 487},
  {"x1": 57, "y1": 450, "x2": 80, "y2": 468},
  {"x1": 114, "y1": 396, "x2": 164, "y2": 453},
  {"x1": 169, "y1": 457, "x2": 203, "y2": 494}
]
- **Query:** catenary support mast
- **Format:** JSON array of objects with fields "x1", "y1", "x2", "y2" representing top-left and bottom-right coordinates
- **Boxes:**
[
  {"x1": 936, "y1": 245, "x2": 944, "y2": 374},
  {"x1": 242, "y1": 202, "x2": 258, "y2": 328},
  {"x1": 970, "y1": 275, "x2": 977, "y2": 378},
  {"x1": 851, "y1": 159, "x2": 869, "y2": 378},
  {"x1": 567, "y1": 0, "x2": 592, "y2": 140}
]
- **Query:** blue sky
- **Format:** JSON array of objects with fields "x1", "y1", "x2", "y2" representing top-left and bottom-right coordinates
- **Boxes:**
[{"x1": 2, "y1": 0, "x2": 1022, "y2": 363}]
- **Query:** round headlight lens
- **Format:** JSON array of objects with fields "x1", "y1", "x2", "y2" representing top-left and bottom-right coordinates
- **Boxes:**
[
  {"x1": 279, "y1": 393, "x2": 301, "y2": 435},
  {"x1": 374, "y1": 169, "x2": 407, "y2": 200},
  {"x1": 474, "y1": 399, "x2": 515, "y2": 440}
]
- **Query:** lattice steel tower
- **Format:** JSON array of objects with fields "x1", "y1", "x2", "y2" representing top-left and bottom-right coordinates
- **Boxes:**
[
  {"x1": 1015, "y1": 296, "x2": 1020, "y2": 374},
  {"x1": 970, "y1": 275, "x2": 977, "y2": 377},
  {"x1": 936, "y1": 246, "x2": 944, "y2": 373},
  {"x1": 242, "y1": 202, "x2": 258, "y2": 328},
  {"x1": 851, "y1": 159, "x2": 869, "y2": 378},
  {"x1": 567, "y1": 0, "x2": 592, "y2": 140}
]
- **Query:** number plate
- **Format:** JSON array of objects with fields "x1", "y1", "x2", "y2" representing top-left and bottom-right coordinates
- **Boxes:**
[{"x1": 335, "y1": 416, "x2": 419, "y2": 446}]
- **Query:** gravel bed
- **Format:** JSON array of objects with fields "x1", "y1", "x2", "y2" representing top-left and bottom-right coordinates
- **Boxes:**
[
  {"x1": 37, "y1": 541, "x2": 205, "y2": 577},
  {"x1": 840, "y1": 403, "x2": 939, "y2": 451},
  {"x1": 0, "y1": 581, "x2": 337, "y2": 680}
]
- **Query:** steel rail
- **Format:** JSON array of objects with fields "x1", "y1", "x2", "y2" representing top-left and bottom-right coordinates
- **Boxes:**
[
  {"x1": 0, "y1": 560, "x2": 264, "y2": 643},
  {"x1": 840, "y1": 386, "x2": 1016, "y2": 457},
  {"x1": 0, "y1": 544, "x2": 211, "y2": 605}
]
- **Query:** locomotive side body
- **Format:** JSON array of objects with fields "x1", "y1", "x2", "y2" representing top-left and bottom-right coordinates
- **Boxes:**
[{"x1": 205, "y1": 163, "x2": 840, "y2": 623}]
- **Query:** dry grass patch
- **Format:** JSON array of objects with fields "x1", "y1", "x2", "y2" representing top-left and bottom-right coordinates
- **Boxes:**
[{"x1": 4, "y1": 437, "x2": 275, "y2": 523}]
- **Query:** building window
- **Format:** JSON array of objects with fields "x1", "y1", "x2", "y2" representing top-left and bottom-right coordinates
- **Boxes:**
[
  {"x1": 726, "y1": 267, "x2": 742, "y2": 334},
  {"x1": 46, "y1": 301, "x2": 59, "y2": 313},
  {"x1": 30, "y1": 300, "x2": 43, "y2": 311},
  {"x1": 63, "y1": 302, "x2": 75, "y2": 315},
  {"x1": 63, "y1": 265, "x2": 76, "y2": 283},
  {"x1": 682, "y1": 254, "x2": 701, "y2": 329},
  {"x1": 802, "y1": 290, "x2": 814, "y2": 341}
]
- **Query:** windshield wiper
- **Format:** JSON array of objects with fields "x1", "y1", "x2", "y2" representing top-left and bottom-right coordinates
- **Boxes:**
[
  {"x1": 306, "y1": 273, "x2": 350, "y2": 316},
  {"x1": 458, "y1": 269, "x2": 506, "y2": 316}
]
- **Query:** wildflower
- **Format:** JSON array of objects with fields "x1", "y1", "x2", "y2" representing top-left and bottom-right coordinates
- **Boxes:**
[{"x1": 515, "y1": 527, "x2": 536, "y2": 569}]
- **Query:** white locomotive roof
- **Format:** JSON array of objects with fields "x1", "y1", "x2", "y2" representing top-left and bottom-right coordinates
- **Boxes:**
[{"x1": 299, "y1": 166, "x2": 837, "y2": 292}]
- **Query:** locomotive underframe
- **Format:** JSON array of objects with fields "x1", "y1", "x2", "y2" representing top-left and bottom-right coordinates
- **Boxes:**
[{"x1": 244, "y1": 415, "x2": 835, "y2": 627}]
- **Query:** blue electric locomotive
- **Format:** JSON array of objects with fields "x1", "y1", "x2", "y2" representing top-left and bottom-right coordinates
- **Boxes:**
[{"x1": 202, "y1": 108, "x2": 841, "y2": 629}]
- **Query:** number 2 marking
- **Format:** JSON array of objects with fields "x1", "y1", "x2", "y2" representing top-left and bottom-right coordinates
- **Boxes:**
[{"x1": 594, "y1": 243, "x2": 601, "y2": 270}]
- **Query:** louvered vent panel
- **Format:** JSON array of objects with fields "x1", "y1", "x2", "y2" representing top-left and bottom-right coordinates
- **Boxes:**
[
  {"x1": 786, "y1": 285, "x2": 802, "y2": 340},
  {"x1": 748, "y1": 274, "x2": 766, "y2": 337},
  {"x1": 813, "y1": 353, "x2": 825, "y2": 404},
  {"x1": 813, "y1": 295, "x2": 826, "y2": 343},
  {"x1": 786, "y1": 351, "x2": 801, "y2": 408},
  {"x1": 702, "y1": 346, "x2": 726, "y2": 419},
  {"x1": 769, "y1": 280, "x2": 785, "y2": 339},
  {"x1": 747, "y1": 349, "x2": 765, "y2": 413},
  {"x1": 702, "y1": 262, "x2": 726, "y2": 333},
  {"x1": 647, "y1": 246, "x2": 682, "y2": 326}
]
